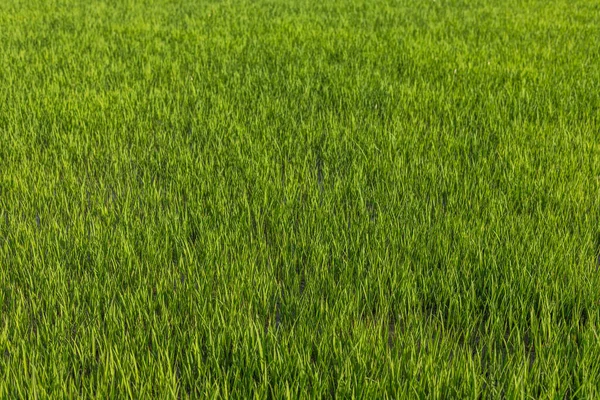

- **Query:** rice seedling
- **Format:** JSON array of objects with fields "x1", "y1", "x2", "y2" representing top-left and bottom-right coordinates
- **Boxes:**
[{"x1": 0, "y1": 0, "x2": 599, "y2": 397}]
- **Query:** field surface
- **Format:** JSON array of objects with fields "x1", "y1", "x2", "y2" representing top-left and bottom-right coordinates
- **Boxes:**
[{"x1": 1, "y1": 0, "x2": 600, "y2": 397}]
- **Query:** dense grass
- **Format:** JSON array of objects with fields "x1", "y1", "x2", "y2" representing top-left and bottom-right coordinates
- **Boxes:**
[{"x1": 1, "y1": 0, "x2": 600, "y2": 397}]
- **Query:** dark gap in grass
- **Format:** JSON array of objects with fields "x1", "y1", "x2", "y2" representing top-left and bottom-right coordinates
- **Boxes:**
[
  {"x1": 290, "y1": 242, "x2": 297, "y2": 259},
  {"x1": 200, "y1": 338, "x2": 208, "y2": 365},
  {"x1": 281, "y1": 156, "x2": 286, "y2": 205},
  {"x1": 299, "y1": 274, "x2": 306, "y2": 295},
  {"x1": 0, "y1": 214, "x2": 7, "y2": 247},
  {"x1": 181, "y1": 190, "x2": 188, "y2": 214},
  {"x1": 329, "y1": 382, "x2": 336, "y2": 400},
  {"x1": 189, "y1": 221, "x2": 198, "y2": 244},
  {"x1": 250, "y1": 206, "x2": 257, "y2": 241},
  {"x1": 85, "y1": 185, "x2": 92, "y2": 215},
  {"x1": 421, "y1": 293, "x2": 442, "y2": 325},
  {"x1": 387, "y1": 314, "x2": 396, "y2": 349},
  {"x1": 441, "y1": 191, "x2": 448, "y2": 214},
  {"x1": 275, "y1": 298, "x2": 282, "y2": 330},
  {"x1": 171, "y1": 245, "x2": 180, "y2": 267},
  {"x1": 480, "y1": 344, "x2": 490, "y2": 387},
  {"x1": 467, "y1": 321, "x2": 485, "y2": 359},
  {"x1": 523, "y1": 331, "x2": 536, "y2": 368},
  {"x1": 502, "y1": 324, "x2": 516, "y2": 357},
  {"x1": 316, "y1": 154, "x2": 324, "y2": 206},
  {"x1": 294, "y1": 244, "x2": 307, "y2": 295},
  {"x1": 1, "y1": 285, "x2": 12, "y2": 315},
  {"x1": 366, "y1": 200, "x2": 377, "y2": 222},
  {"x1": 310, "y1": 343, "x2": 318, "y2": 366},
  {"x1": 578, "y1": 306, "x2": 590, "y2": 330},
  {"x1": 223, "y1": 339, "x2": 234, "y2": 372},
  {"x1": 364, "y1": 256, "x2": 373, "y2": 275},
  {"x1": 174, "y1": 361, "x2": 183, "y2": 397},
  {"x1": 109, "y1": 184, "x2": 117, "y2": 205},
  {"x1": 261, "y1": 206, "x2": 273, "y2": 248},
  {"x1": 269, "y1": 256, "x2": 278, "y2": 284},
  {"x1": 328, "y1": 248, "x2": 339, "y2": 284},
  {"x1": 138, "y1": 193, "x2": 146, "y2": 224},
  {"x1": 264, "y1": 312, "x2": 270, "y2": 337},
  {"x1": 595, "y1": 233, "x2": 600, "y2": 272},
  {"x1": 27, "y1": 302, "x2": 39, "y2": 338}
]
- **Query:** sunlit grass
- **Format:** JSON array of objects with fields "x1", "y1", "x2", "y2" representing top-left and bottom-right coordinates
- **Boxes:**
[{"x1": 1, "y1": 0, "x2": 599, "y2": 397}]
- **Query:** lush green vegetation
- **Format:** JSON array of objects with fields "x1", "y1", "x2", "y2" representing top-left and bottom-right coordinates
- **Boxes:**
[{"x1": 1, "y1": 0, "x2": 599, "y2": 397}]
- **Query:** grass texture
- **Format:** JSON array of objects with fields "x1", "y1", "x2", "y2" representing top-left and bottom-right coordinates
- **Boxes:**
[{"x1": 1, "y1": 0, "x2": 600, "y2": 397}]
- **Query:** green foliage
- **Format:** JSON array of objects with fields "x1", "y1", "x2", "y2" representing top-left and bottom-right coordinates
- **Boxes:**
[{"x1": 1, "y1": 0, "x2": 599, "y2": 397}]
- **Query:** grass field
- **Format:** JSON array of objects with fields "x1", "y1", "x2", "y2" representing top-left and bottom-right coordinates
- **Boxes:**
[{"x1": 1, "y1": 0, "x2": 600, "y2": 397}]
